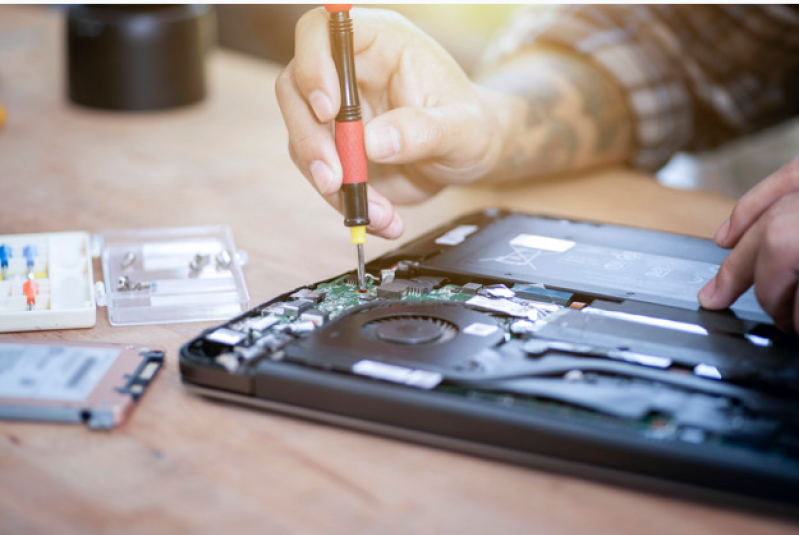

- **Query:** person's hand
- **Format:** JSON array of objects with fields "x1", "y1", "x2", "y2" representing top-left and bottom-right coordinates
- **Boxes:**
[
  {"x1": 276, "y1": 7, "x2": 502, "y2": 239},
  {"x1": 699, "y1": 157, "x2": 799, "y2": 332}
]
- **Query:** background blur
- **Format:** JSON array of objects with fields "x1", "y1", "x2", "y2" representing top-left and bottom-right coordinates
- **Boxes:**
[
  {"x1": 18, "y1": 4, "x2": 798, "y2": 198},
  {"x1": 214, "y1": 4, "x2": 799, "y2": 200},
  {"x1": 215, "y1": 5, "x2": 517, "y2": 74}
]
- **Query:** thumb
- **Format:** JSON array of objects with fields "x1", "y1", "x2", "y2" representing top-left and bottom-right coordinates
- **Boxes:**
[{"x1": 364, "y1": 106, "x2": 464, "y2": 164}]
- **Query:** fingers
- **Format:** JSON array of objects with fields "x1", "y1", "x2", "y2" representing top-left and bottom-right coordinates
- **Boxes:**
[
  {"x1": 366, "y1": 164, "x2": 445, "y2": 206},
  {"x1": 698, "y1": 216, "x2": 760, "y2": 310},
  {"x1": 752, "y1": 201, "x2": 799, "y2": 329},
  {"x1": 284, "y1": 129, "x2": 405, "y2": 239},
  {"x1": 293, "y1": 8, "x2": 340, "y2": 123},
  {"x1": 364, "y1": 104, "x2": 493, "y2": 178},
  {"x1": 311, "y1": 181, "x2": 405, "y2": 240},
  {"x1": 365, "y1": 106, "x2": 458, "y2": 164},
  {"x1": 292, "y1": 7, "x2": 415, "y2": 123},
  {"x1": 289, "y1": 138, "x2": 404, "y2": 238},
  {"x1": 276, "y1": 61, "x2": 342, "y2": 195},
  {"x1": 282, "y1": 6, "x2": 467, "y2": 242},
  {"x1": 363, "y1": 185, "x2": 405, "y2": 239},
  {"x1": 700, "y1": 191, "x2": 799, "y2": 333},
  {"x1": 716, "y1": 157, "x2": 799, "y2": 248}
]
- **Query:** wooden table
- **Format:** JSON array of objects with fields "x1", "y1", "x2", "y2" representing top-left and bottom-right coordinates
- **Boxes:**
[{"x1": 1, "y1": 7, "x2": 796, "y2": 535}]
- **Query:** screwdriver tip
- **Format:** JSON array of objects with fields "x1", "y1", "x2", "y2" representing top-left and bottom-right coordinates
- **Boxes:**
[{"x1": 356, "y1": 243, "x2": 366, "y2": 292}]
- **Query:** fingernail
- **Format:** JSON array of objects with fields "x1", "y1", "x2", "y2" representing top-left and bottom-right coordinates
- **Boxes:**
[
  {"x1": 309, "y1": 91, "x2": 333, "y2": 122},
  {"x1": 368, "y1": 202, "x2": 386, "y2": 226},
  {"x1": 366, "y1": 125, "x2": 400, "y2": 160},
  {"x1": 698, "y1": 278, "x2": 716, "y2": 307},
  {"x1": 309, "y1": 160, "x2": 333, "y2": 194},
  {"x1": 714, "y1": 218, "x2": 730, "y2": 245}
]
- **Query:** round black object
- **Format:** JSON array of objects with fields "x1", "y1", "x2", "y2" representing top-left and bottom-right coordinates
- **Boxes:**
[
  {"x1": 285, "y1": 301, "x2": 504, "y2": 372},
  {"x1": 373, "y1": 315, "x2": 451, "y2": 345},
  {"x1": 67, "y1": 5, "x2": 213, "y2": 111}
]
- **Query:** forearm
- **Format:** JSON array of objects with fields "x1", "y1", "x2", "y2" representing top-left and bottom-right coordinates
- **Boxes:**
[{"x1": 476, "y1": 49, "x2": 634, "y2": 183}]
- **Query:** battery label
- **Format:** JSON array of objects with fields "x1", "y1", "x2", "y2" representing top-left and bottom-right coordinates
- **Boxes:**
[
  {"x1": 510, "y1": 234, "x2": 576, "y2": 252},
  {"x1": 435, "y1": 225, "x2": 479, "y2": 246},
  {"x1": 0, "y1": 344, "x2": 119, "y2": 402}
]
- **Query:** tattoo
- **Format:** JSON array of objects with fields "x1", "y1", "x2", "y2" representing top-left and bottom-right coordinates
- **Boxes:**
[
  {"x1": 563, "y1": 57, "x2": 628, "y2": 154},
  {"x1": 536, "y1": 123, "x2": 579, "y2": 173},
  {"x1": 517, "y1": 83, "x2": 579, "y2": 175},
  {"x1": 523, "y1": 83, "x2": 559, "y2": 126},
  {"x1": 480, "y1": 51, "x2": 632, "y2": 183}
]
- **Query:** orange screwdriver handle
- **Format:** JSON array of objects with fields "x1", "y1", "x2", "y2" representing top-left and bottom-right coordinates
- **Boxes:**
[
  {"x1": 325, "y1": 4, "x2": 352, "y2": 13},
  {"x1": 336, "y1": 121, "x2": 367, "y2": 185}
]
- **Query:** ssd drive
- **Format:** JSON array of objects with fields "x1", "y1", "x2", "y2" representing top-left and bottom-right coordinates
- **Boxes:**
[
  {"x1": 0, "y1": 339, "x2": 164, "y2": 429},
  {"x1": 179, "y1": 209, "x2": 799, "y2": 513}
]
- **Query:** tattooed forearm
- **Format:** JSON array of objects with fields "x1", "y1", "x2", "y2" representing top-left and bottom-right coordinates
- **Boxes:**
[{"x1": 476, "y1": 49, "x2": 633, "y2": 183}]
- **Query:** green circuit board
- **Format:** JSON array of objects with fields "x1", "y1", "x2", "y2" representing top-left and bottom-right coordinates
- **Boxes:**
[{"x1": 314, "y1": 275, "x2": 472, "y2": 319}]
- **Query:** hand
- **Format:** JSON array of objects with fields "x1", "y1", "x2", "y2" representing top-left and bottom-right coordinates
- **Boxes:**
[
  {"x1": 698, "y1": 157, "x2": 799, "y2": 332},
  {"x1": 275, "y1": 7, "x2": 502, "y2": 239}
]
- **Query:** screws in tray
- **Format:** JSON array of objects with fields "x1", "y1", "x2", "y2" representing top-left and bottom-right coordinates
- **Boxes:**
[
  {"x1": 121, "y1": 251, "x2": 136, "y2": 269},
  {"x1": 215, "y1": 250, "x2": 232, "y2": 269},
  {"x1": 117, "y1": 275, "x2": 152, "y2": 292},
  {"x1": 189, "y1": 253, "x2": 210, "y2": 272},
  {"x1": 189, "y1": 251, "x2": 233, "y2": 273}
]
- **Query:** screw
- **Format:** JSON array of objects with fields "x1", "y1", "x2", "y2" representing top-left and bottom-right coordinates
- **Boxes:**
[
  {"x1": 121, "y1": 252, "x2": 136, "y2": 269},
  {"x1": 116, "y1": 275, "x2": 152, "y2": 292},
  {"x1": 189, "y1": 253, "x2": 210, "y2": 272},
  {"x1": 215, "y1": 250, "x2": 232, "y2": 270}
]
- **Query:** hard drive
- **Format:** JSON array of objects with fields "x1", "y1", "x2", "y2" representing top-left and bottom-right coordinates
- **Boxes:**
[
  {"x1": 0, "y1": 339, "x2": 164, "y2": 429},
  {"x1": 179, "y1": 209, "x2": 799, "y2": 513}
]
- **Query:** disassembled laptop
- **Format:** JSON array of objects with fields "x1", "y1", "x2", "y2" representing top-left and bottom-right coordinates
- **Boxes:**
[{"x1": 181, "y1": 209, "x2": 799, "y2": 510}]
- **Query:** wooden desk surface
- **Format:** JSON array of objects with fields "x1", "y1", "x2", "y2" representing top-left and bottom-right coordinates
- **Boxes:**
[{"x1": 1, "y1": 7, "x2": 796, "y2": 535}]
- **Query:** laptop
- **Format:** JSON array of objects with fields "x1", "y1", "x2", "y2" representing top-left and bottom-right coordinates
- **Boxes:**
[{"x1": 179, "y1": 209, "x2": 799, "y2": 513}]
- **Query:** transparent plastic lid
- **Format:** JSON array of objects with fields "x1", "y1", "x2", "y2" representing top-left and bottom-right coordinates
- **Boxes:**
[{"x1": 97, "y1": 226, "x2": 249, "y2": 326}]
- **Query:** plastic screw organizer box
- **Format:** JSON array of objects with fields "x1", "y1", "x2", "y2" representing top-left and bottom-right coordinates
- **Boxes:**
[{"x1": 0, "y1": 226, "x2": 249, "y2": 332}]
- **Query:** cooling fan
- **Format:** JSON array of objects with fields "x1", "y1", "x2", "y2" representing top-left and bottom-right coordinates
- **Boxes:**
[
  {"x1": 282, "y1": 301, "x2": 505, "y2": 373},
  {"x1": 362, "y1": 314, "x2": 458, "y2": 346}
]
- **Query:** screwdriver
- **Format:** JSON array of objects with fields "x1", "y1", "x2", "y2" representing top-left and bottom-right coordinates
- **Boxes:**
[
  {"x1": 23, "y1": 244, "x2": 37, "y2": 279},
  {"x1": 23, "y1": 279, "x2": 38, "y2": 311},
  {"x1": 325, "y1": 4, "x2": 369, "y2": 292},
  {"x1": 0, "y1": 244, "x2": 10, "y2": 280}
]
